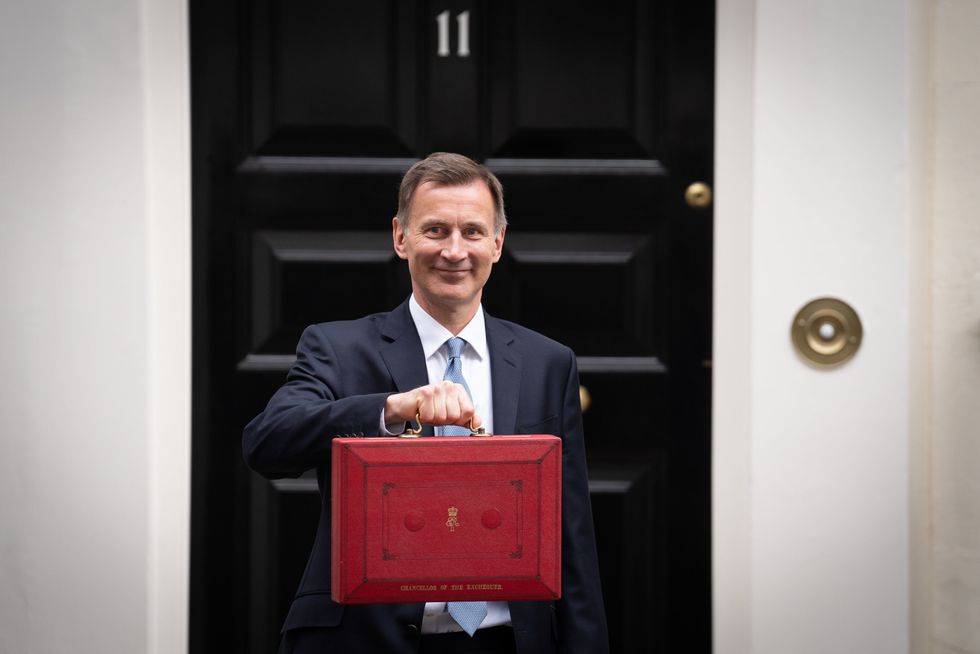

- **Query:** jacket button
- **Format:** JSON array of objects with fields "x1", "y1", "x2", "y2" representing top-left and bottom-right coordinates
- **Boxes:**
[{"x1": 407, "y1": 624, "x2": 419, "y2": 634}]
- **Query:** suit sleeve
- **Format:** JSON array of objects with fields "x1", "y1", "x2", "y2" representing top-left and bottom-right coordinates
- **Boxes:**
[
  {"x1": 242, "y1": 324, "x2": 391, "y2": 479},
  {"x1": 556, "y1": 347, "x2": 610, "y2": 653}
]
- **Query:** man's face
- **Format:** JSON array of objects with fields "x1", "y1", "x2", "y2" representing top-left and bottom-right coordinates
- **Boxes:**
[{"x1": 393, "y1": 180, "x2": 505, "y2": 319}]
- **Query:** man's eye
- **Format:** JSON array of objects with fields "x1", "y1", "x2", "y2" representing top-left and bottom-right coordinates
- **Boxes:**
[
  {"x1": 426, "y1": 226, "x2": 443, "y2": 235},
  {"x1": 464, "y1": 228, "x2": 481, "y2": 237}
]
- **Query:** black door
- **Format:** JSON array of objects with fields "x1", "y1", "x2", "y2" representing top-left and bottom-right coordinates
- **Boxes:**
[{"x1": 190, "y1": 2, "x2": 713, "y2": 652}]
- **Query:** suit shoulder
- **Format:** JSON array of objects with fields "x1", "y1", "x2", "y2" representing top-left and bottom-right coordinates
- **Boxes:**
[
  {"x1": 296, "y1": 311, "x2": 394, "y2": 352},
  {"x1": 307, "y1": 311, "x2": 388, "y2": 337}
]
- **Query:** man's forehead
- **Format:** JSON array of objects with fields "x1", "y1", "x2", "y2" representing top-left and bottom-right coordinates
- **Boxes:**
[{"x1": 409, "y1": 180, "x2": 494, "y2": 216}]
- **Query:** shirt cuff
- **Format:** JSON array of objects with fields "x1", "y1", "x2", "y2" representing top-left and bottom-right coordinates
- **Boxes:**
[{"x1": 379, "y1": 408, "x2": 406, "y2": 436}]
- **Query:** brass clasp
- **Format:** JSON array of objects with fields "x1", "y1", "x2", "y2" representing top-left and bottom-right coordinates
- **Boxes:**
[
  {"x1": 400, "y1": 413, "x2": 423, "y2": 438},
  {"x1": 398, "y1": 413, "x2": 492, "y2": 438}
]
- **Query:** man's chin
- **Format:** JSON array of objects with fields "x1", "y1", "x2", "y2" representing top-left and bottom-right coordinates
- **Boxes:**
[
  {"x1": 433, "y1": 293, "x2": 474, "y2": 307},
  {"x1": 417, "y1": 286, "x2": 482, "y2": 311}
]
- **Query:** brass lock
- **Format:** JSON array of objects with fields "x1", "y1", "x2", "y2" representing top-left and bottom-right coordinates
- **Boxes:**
[
  {"x1": 684, "y1": 182, "x2": 713, "y2": 209},
  {"x1": 579, "y1": 385, "x2": 591, "y2": 413},
  {"x1": 791, "y1": 297, "x2": 863, "y2": 366}
]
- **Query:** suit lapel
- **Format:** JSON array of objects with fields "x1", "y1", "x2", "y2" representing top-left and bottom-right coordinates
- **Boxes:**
[
  {"x1": 486, "y1": 315, "x2": 522, "y2": 435},
  {"x1": 378, "y1": 300, "x2": 434, "y2": 436}
]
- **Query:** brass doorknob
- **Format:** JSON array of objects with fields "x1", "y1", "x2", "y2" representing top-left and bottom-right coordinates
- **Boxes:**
[
  {"x1": 579, "y1": 385, "x2": 591, "y2": 413},
  {"x1": 685, "y1": 182, "x2": 713, "y2": 209},
  {"x1": 791, "y1": 297, "x2": 863, "y2": 366}
]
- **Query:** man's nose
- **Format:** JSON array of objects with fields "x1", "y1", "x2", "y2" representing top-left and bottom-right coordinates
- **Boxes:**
[{"x1": 441, "y1": 232, "x2": 467, "y2": 260}]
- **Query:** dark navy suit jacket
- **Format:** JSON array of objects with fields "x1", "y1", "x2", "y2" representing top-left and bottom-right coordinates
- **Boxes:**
[{"x1": 243, "y1": 300, "x2": 609, "y2": 653}]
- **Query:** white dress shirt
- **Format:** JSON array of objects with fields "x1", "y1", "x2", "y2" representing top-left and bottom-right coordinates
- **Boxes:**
[{"x1": 382, "y1": 295, "x2": 512, "y2": 634}]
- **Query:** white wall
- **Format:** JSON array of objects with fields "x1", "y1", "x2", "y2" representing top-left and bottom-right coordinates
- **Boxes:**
[
  {"x1": 0, "y1": 0, "x2": 190, "y2": 652},
  {"x1": 716, "y1": 0, "x2": 980, "y2": 653},
  {"x1": 930, "y1": 2, "x2": 980, "y2": 652},
  {"x1": 714, "y1": 0, "x2": 929, "y2": 652}
]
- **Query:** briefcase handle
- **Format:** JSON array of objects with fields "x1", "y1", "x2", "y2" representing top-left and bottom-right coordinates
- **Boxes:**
[{"x1": 400, "y1": 413, "x2": 492, "y2": 438}]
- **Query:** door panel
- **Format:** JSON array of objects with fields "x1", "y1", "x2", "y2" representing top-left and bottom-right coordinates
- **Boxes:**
[
  {"x1": 493, "y1": 232, "x2": 662, "y2": 357},
  {"x1": 590, "y1": 461, "x2": 665, "y2": 654},
  {"x1": 488, "y1": 0, "x2": 664, "y2": 158},
  {"x1": 251, "y1": 0, "x2": 419, "y2": 155},
  {"x1": 191, "y1": 1, "x2": 713, "y2": 652},
  {"x1": 249, "y1": 231, "x2": 409, "y2": 354}
]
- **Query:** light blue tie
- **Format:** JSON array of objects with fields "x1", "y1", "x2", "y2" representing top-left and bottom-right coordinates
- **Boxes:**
[
  {"x1": 439, "y1": 337, "x2": 488, "y2": 635},
  {"x1": 439, "y1": 337, "x2": 474, "y2": 437}
]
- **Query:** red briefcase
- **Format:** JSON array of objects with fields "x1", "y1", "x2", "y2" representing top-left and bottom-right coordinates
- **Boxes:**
[{"x1": 330, "y1": 434, "x2": 561, "y2": 604}]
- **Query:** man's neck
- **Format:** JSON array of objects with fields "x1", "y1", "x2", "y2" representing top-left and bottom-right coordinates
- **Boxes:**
[{"x1": 412, "y1": 294, "x2": 480, "y2": 335}]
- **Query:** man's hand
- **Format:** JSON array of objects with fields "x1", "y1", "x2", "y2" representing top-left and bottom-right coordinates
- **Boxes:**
[{"x1": 384, "y1": 381, "x2": 482, "y2": 430}]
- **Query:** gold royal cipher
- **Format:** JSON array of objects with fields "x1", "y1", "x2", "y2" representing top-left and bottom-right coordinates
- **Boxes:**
[{"x1": 446, "y1": 506, "x2": 459, "y2": 533}]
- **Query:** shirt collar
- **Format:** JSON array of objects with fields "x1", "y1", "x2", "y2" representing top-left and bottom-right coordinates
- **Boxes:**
[{"x1": 408, "y1": 295, "x2": 488, "y2": 362}]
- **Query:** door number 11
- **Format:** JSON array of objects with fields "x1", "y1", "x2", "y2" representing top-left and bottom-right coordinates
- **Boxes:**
[{"x1": 436, "y1": 10, "x2": 470, "y2": 58}]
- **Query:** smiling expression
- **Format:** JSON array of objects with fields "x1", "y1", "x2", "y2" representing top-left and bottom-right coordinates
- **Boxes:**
[{"x1": 392, "y1": 180, "x2": 505, "y2": 324}]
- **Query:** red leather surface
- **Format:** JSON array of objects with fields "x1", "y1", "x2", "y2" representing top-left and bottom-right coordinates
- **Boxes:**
[{"x1": 331, "y1": 435, "x2": 562, "y2": 604}]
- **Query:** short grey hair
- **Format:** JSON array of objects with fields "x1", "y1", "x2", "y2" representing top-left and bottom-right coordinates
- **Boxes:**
[{"x1": 396, "y1": 152, "x2": 507, "y2": 234}]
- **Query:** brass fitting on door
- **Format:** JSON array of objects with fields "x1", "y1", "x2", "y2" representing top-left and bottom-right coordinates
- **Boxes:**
[{"x1": 684, "y1": 182, "x2": 713, "y2": 209}]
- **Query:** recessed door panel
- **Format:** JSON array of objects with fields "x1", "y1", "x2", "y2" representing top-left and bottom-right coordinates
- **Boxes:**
[
  {"x1": 487, "y1": 0, "x2": 665, "y2": 158},
  {"x1": 251, "y1": 0, "x2": 420, "y2": 155}
]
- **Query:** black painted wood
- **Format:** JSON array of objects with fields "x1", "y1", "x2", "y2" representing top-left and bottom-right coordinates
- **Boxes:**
[
  {"x1": 250, "y1": 231, "x2": 410, "y2": 353},
  {"x1": 590, "y1": 462, "x2": 665, "y2": 654},
  {"x1": 250, "y1": 0, "x2": 420, "y2": 156},
  {"x1": 191, "y1": 0, "x2": 714, "y2": 652},
  {"x1": 486, "y1": 0, "x2": 666, "y2": 160}
]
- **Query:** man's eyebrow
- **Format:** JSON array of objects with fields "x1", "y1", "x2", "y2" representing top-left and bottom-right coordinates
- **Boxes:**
[{"x1": 415, "y1": 217, "x2": 447, "y2": 228}]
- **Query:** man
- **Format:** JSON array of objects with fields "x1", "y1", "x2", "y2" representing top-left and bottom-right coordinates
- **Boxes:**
[{"x1": 244, "y1": 153, "x2": 608, "y2": 653}]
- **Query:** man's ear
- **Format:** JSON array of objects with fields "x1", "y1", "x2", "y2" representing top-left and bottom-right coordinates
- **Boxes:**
[
  {"x1": 491, "y1": 226, "x2": 506, "y2": 263},
  {"x1": 392, "y1": 216, "x2": 408, "y2": 260}
]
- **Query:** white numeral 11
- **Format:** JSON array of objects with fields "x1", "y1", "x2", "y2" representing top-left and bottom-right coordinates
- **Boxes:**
[{"x1": 436, "y1": 10, "x2": 471, "y2": 58}]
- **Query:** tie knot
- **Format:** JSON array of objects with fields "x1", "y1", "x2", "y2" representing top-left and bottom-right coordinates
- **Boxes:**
[{"x1": 446, "y1": 337, "x2": 466, "y2": 359}]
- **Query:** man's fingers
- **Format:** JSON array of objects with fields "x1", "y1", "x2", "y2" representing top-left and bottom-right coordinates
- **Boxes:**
[
  {"x1": 414, "y1": 382, "x2": 447, "y2": 424},
  {"x1": 445, "y1": 382, "x2": 476, "y2": 425},
  {"x1": 414, "y1": 384, "x2": 438, "y2": 424},
  {"x1": 432, "y1": 382, "x2": 450, "y2": 424},
  {"x1": 412, "y1": 381, "x2": 479, "y2": 427}
]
